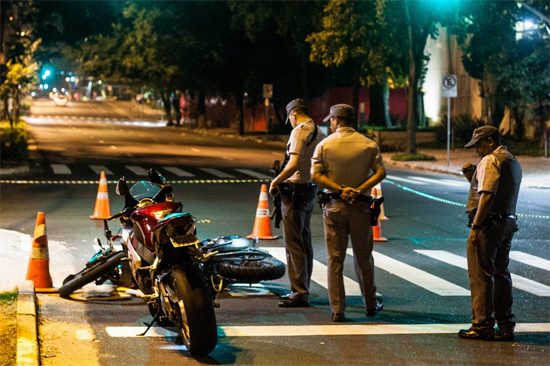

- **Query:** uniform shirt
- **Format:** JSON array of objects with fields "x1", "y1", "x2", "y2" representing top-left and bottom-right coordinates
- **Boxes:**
[
  {"x1": 311, "y1": 127, "x2": 385, "y2": 191},
  {"x1": 466, "y1": 146, "x2": 522, "y2": 215},
  {"x1": 286, "y1": 119, "x2": 325, "y2": 183}
]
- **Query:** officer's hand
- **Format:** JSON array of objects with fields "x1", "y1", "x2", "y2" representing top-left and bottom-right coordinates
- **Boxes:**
[
  {"x1": 468, "y1": 227, "x2": 479, "y2": 245},
  {"x1": 269, "y1": 182, "x2": 280, "y2": 197},
  {"x1": 341, "y1": 187, "x2": 358, "y2": 204}
]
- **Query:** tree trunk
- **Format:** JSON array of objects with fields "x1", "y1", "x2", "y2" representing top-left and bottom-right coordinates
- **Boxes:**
[
  {"x1": 369, "y1": 81, "x2": 390, "y2": 127},
  {"x1": 351, "y1": 60, "x2": 361, "y2": 130},
  {"x1": 405, "y1": 3, "x2": 417, "y2": 154},
  {"x1": 236, "y1": 93, "x2": 244, "y2": 135},
  {"x1": 197, "y1": 89, "x2": 206, "y2": 128},
  {"x1": 1, "y1": 95, "x2": 9, "y2": 122}
]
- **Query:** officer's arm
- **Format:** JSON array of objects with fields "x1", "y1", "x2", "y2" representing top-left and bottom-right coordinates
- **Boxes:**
[
  {"x1": 312, "y1": 171, "x2": 341, "y2": 193},
  {"x1": 471, "y1": 191, "x2": 495, "y2": 229},
  {"x1": 269, "y1": 154, "x2": 300, "y2": 195},
  {"x1": 355, "y1": 166, "x2": 387, "y2": 195}
]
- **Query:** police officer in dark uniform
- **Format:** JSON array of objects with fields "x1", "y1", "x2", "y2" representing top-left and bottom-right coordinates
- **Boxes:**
[{"x1": 459, "y1": 125, "x2": 522, "y2": 342}]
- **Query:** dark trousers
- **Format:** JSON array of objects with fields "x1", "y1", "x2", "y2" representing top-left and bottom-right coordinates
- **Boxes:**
[
  {"x1": 467, "y1": 217, "x2": 517, "y2": 332},
  {"x1": 281, "y1": 187, "x2": 316, "y2": 301}
]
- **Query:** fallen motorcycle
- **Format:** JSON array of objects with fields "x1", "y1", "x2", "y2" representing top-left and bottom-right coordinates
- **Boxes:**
[{"x1": 59, "y1": 169, "x2": 285, "y2": 356}]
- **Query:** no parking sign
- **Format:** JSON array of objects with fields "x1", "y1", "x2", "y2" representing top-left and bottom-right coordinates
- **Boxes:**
[{"x1": 442, "y1": 74, "x2": 457, "y2": 98}]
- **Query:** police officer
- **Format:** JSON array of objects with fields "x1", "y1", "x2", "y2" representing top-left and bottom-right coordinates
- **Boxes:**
[
  {"x1": 459, "y1": 125, "x2": 522, "y2": 342},
  {"x1": 269, "y1": 98, "x2": 325, "y2": 307},
  {"x1": 311, "y1": 104, "x2": 386, "y2": 322}
]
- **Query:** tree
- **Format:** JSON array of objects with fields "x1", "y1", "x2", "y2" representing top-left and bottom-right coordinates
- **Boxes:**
[
  {"x1": 454, "y1": 0, "x2": 550, "y2": 144},
  {"x1": 0, "y1": 0, "x2": 40, "y2": 126},
  {"x1": 307, "y1": 0, "x2": 408, "y2": 128},
  {"x1": 228, "y1": 0, "x2": 331, "y2": 131}
]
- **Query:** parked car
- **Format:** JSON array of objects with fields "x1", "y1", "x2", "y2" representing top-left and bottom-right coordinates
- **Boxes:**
[{"x1": 53, "y1": 94, "x2": 68, "y2": 106}]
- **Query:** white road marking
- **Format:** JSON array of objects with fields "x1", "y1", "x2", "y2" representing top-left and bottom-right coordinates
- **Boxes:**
[
  {"x1": 510, "y1": 251, "x2": 550, "y2": 271},
  {"x1": 385, "y1": 175, "x2": 427, "y2": 185},
  {"x1": 200, "y1": 168, "x2": 236, "y2": 178},
  {"x1": 125, "y1": 165, "x2": 149, "y2": 176},
  {"x1": 411, "y1": 176, "x2": 466, "y2": 187},
  {"x1": 263, "y1": 247, "x2": 363, "y2": 296},
  {"x1": 162, "y1": 166, "x2": 195, "y2": 177},
  {"x1": 235, "y1": 169, "x2": 273, "y2": 179},
  {"x1": 415, "y1": 250, "x2": 550, "y2": 297},
  {"x1": 89, "y1": 165, "x2": 113, "y2": 176},
  {"x1": 51, "y1": 164, "x2": 72, "y2": 175},
  {"x1": 370, "y1": 250, "x2": 470, "y2": 296},
  {"x1": 106, "y1": 323, "x2": 550, "y2": 338}
]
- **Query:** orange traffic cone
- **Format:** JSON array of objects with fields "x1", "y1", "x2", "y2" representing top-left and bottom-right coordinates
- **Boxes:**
[
  {"x1": 247, "y1": 184, "x2": 278, "y2": 240},
  {"x1": 90, "y1": 171, "x2": 111, "y2": 220},
  {"x1": 370, "y1": 187, "x2": 388, "y2": 242},
  {"x1": 26, "y1": 212, "x2": 56, "y2": 292},
  {"x1": 373, "y1": 183, "x2": 388, "y2": 220},
  {"x1": 372, "y1": 217, "x2": 388, "y2": 242}
]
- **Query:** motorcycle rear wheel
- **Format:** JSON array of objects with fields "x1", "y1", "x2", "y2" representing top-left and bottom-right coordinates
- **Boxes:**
[
  {"x1": 58, "y1": 251, "x2": 127, "y2": 298},
  {"x1": 169, "y1": 266, "x2": 217, "y2": 356},
  {"x1": 218, "y1": 256, "x2": 285, "y2": 283}
]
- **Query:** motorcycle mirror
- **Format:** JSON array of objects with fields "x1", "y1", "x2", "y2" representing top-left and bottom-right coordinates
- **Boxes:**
[
  {"x1": 148, "y1": 169, "x2": 166, "y2": 186},
  {"x1": 116, "y1": 178, "x2": 129, "y2": 196}
]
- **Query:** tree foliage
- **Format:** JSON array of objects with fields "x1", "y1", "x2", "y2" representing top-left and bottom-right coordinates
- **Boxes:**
[
  {"x1": 0, "y1": 0, "x2": 40, "y2": 127},
  {"x1": 454, "y1": 0, "x2": 550, "y2": 142}
]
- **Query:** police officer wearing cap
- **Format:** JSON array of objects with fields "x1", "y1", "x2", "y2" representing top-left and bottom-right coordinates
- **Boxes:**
[
  {"x1": 458, "y1": 125, "x2": 522, "y2": 342},
  {"x1": 270, "y1": 98, "x2": 325, "y2": 308},
  {"x1": 311, "y1": 104, "x2": 386, "y2": 322}
]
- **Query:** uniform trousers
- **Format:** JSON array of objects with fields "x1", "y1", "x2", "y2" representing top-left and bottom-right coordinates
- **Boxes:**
[
  {"x1": 467, "y1": 217, "x2": 517, "y2": 332},
  {"x1": 323, "y1": 199, "x2": 377, "y2": 313},
  {"x1": 281, "y1": 187, "x2": 316, "y2": 301}
]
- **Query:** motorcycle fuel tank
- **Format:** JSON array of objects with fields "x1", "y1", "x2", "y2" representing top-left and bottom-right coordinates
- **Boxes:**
[{"x1": 131, "y1": 201, "x2": 183, "y2": 250}]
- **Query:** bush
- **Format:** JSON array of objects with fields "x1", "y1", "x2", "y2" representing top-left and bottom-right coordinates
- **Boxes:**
[
  {"x1": 0, "y1": 121, "x2": 29, "y2": 166},
  {"x1": 391, "y1": 153, "x2": 436, "y2": 162},
  {"x1": 435, "y1": 114, "x2": 484, "y2": 145}
]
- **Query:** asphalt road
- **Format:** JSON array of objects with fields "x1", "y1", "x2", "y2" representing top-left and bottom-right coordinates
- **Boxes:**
[{"x1": 1, "y1": 101, "x2": 548, "y2": 365}]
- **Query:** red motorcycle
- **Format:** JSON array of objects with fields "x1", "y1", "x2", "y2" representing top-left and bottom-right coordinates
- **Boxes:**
[{"x1": 60, "y1": 169, "x2": 285, "y2": 356}]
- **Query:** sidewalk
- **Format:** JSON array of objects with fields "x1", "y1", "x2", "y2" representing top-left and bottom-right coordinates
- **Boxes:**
[{"x1": 2, "y1": 127, "x2": 549, "y2": 365}]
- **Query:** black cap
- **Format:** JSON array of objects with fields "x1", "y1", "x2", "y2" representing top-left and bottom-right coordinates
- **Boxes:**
[
  {"x1": 464, "y1": 125, "x2": 500, "y2": 148},
  {"x1": 285, "y1": 99, "x2": 306, "y2": 124},
  {"x1": 323, "y1": 104, "x2": 354, "y2": 122}
]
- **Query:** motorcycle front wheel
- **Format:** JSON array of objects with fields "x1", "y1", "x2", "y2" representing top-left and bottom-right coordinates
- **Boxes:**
[
  {"x1": 169, "y1": 266, "x2": 217, "y2": 356},
  {"x1": 218, "y1": 256, "x2": 285, "y2": 283},
  {"x1": 58, "y1": 251, "x2": 127, "y2": 298}
]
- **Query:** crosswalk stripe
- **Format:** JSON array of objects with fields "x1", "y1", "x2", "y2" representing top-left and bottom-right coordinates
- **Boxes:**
[
  {"x1": 125, "y1": 165, "x2": 149, "y2": 176},
  {"x1": 411, "y1": 176, "x2": 465, "y2": 186},
  {"x1": 105, "y1": 323, "x2": 550, "y2": 338},
  {"x1": 415, "y1": 250, "x2": 550, "y2": 297},
  {"x1": 385, "y1": 175, "x2": 427, "y2": 185},
  {"x1": 510, "y1": 251, "x2": 550, "y2": 271},
  {"x1": 162, "y1": 166, "x2": 195, "y2": 177},
  {"x1": 200, "y1": 168, "x2": 236, "y2": 178},
  {"x1": 261, "y1": 247, "x2": 363, "y2": 296},
  {"x1": 50, "y1": 164, "x2": 72, "y2": 175},
  {"x1": 371, "y1": 251, "x2": 470, "y2": 296},
  {"x1": 89, "y1": 165, "x2": 113, "y2": 176},
  {"x1": 234, "y1": 169, "x2": 273, "y2": 179}
]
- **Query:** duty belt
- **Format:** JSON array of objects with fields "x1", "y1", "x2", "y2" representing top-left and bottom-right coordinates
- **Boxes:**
[
  {"x1": 281, "y1": 182, "x2": 317, "y2": 191},
  {"x1": 488, "y1": 213, "x2": 517, "y2": 220},
  {"x1": 324, "y1": 192, "x2": 374, "y2": 204}
]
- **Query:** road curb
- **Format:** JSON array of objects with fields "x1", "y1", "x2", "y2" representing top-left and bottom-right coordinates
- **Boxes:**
[{"x1": 16, "y1": 280, "x2": 39, "y2": 366}]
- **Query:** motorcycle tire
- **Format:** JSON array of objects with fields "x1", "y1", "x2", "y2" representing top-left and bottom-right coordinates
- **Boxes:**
[
  {"x1": 169, "y1": 266, "x2": 217, "y2": 356},
  {"x1": 58, "y1": 251, "x2": 127, "y2": 298},
  {"x1": 218, "y1": 256, "x2": 285, "y2": 283}
]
